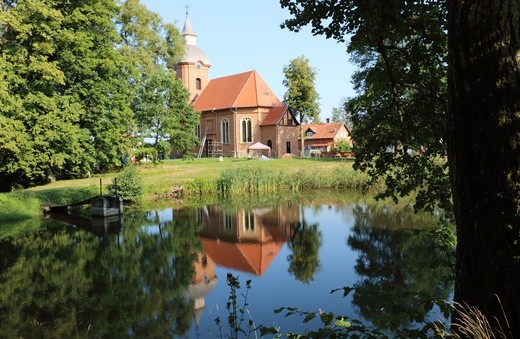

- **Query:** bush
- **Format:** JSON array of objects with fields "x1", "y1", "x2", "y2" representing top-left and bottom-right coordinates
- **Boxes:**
[
  {"x1": 332, "y1": 140, "x2": 352, "y2": 152},
  {"x1": 110, "y1": 165, "x2": 143, "y2": 202}
]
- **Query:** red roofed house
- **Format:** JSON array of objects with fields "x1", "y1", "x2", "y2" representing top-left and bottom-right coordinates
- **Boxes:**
[
  {"x1": 176, "y1": 15, "x2": 299, "y2": 158},
  {"x1": 301, "y1": 121, "x2": 352, "y2": 155}
]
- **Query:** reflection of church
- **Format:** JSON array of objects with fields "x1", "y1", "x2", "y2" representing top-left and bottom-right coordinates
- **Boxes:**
[
  {"x1": 179, "y1": 203, "x2": 299, "y2": 329},
  {"x1": 196, "y1": 204, "x2": 299, "y2": 276}
]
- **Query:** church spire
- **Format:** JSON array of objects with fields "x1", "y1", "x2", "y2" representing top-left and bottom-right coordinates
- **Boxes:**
[{"x1": 182, "y1": 5, "x2": 197, "y2": 46}]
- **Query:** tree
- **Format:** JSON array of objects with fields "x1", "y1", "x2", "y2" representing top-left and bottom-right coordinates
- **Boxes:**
[
  {"x1": 0, "y1": 0, "x2": 132, "y2": 190},
  {"x1": 282, "y1": 55, "x2": 320, "y2": 156},
  {"x1": 330, "y1": 97, "x2": 352, "y2": 129},
  {"x1": 280, "y1": 0, "x2": 519, "y2": 336},
  {"x1": 448, "y1": 1, "x2": 520, "y2": 335},
  {"x1": 118, "y1": 0, "x2": 197, "y2": 159}
]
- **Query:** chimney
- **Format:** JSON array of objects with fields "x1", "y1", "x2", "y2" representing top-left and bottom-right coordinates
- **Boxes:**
[{"x1": 326, "y1": 118, "x2": 330, "y2": 124}]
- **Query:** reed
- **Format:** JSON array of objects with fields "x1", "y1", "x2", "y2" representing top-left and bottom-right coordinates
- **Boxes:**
[
  {"x1": 211, "y1": 165, "x2": 371, "y2": 196},
  {"x1": 450, "y1": 299, "x2": 511, "y2": 339}
]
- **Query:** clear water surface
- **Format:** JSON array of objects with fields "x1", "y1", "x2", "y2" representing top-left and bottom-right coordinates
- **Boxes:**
[{"x1": 0, "y1": 196, "x2": 453, "y2": 337}]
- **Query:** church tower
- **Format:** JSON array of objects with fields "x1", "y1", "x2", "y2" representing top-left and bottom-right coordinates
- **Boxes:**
[{"x1": 176, "y1": 12, "x2": 211, "y2": 103}]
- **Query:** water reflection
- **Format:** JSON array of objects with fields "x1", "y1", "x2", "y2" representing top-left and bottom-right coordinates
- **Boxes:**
[
  {"x1": 287, "y1": 217, "x2": 322, "y2": 284},
  {"x1": 46, "y1": 213, "x2": 122, "y2": 236},
  {"x1": 0, "y1": 200, "x2": 453, "y2": 337},
  {"x1": 193, "y1": 204, "x2": 298, "y2": 276},
  {"x1": 348, "y1": 203, "x2": 453, "y2": 330}
]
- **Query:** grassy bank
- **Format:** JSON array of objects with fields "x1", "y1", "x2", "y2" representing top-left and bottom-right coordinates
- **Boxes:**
[{"x1": 1, "y1": 157, "x2": 369, "y2": 222}]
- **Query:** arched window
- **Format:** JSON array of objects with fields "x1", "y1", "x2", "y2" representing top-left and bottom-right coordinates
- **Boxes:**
[
  {"x1": 221, "y1": 119, "x2": 230, "y2": 144},
  {"x1": 267, "y1": 140, "x2": 272, "y2": 149},
  {"x1": 240, "y1": 118, "x2": 252, "y2": 143},
  {"x1": 196, "y1": 78, "x2": 202, "y2": 90}
]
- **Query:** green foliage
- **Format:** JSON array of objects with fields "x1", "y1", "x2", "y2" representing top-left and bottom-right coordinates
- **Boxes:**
[
  {"x1": 212, "y1": 273, "x2": 258, "y2": 338},
  {"x1": 283, "y1": 55, "x2": 320, "y2": 156},
  {"x1": 111, "y1": 165, "x2": 143, "y2": 202},
  {"x1": 332, "y1": 140, "x2": 352, "y2": 152},
  {"x1": 30, "y1": 186, "x2": 99, "y2": 205},
  {"x1": 119, "y1": 0, "x2": 197, "y2": 159},
  {"x1": 185, "y1": 177, "x2": 218, "y2": 196},
  {"x1": 212, "y1": 164, "x2": 370, "y2": 197},
  {"x1": 0, "y1": 0, "x2": 192, "y2": 191},
  {"x1": 0, "y1": 212, "x2": 202, "y2": 337},
  {"x1": 287, "y1": 220, "x2": 322, "y2": 284},
  {"x1": 0, "y1": 193, "x2": 41, "y2": 222},
  {"x1": 282, "y1": 55, "x2": 320, "y2": 123},
  {"x1": 331, "y1": 97, "x2": 353, "y2": 129},
  {"x1": 280, "y1": 0, "x2": 452, "y2": 217}
]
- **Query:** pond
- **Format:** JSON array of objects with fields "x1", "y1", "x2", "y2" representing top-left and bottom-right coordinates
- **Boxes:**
[{"x1": 0, "y1": 196, "x2": 453, "y2": 337}]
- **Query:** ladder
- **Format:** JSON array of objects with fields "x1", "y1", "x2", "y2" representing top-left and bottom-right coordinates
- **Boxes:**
[{"x1": 197, "y1": 124, "x2": 209, "y2": 158}]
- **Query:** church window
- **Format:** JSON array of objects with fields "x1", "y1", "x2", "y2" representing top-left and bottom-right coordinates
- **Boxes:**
[
  {"x1": 241, "y1": 118, "x2": 252, "y2": 143},
  {"x1": 223, "y1": 212, "x2": 233, "y2": 231},
  {"x1": 221, "y1": 119, "x2": 230, "y2": 144},
  {"x1": 267, "y1": 140, "x2": 272, "y2": 149},
  {"x1": 243, "y1": 212, "x2": 255, "y2": 232},
  {"x1": 196, "y1": 78, "x2": 202, "y2": 90}
]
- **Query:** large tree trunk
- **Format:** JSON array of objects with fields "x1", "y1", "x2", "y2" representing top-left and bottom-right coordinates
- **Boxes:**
[{"x1": 448, "y1": 0, "x2": 520, "y2": 337}]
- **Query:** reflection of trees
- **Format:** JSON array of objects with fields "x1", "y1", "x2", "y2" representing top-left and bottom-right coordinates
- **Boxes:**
[
  {"x1": 0, "y1": 209, "x2": 202, "y2": 337},
  {"x1": 348, "y1": 204, "x2": 453, "y2": 330},
  {"x1": 287, "y1": 218, "x2": 322, "y2": 284}
]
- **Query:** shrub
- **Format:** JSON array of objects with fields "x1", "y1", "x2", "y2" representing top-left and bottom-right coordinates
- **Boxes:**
[
  {"x1": 110, "y1": 165, "x2": 143, "y2": 202},
  {"x1": 332, "y1": 140, "x2": 352, "y2": 152}
]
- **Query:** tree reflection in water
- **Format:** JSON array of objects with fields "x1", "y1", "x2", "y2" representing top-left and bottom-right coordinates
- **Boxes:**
[
  {"x1": 287, "y1": 219, "x2": 322, "y2": 284},
  {"x1": 0, "y1": 200, "x2": 454, "y2": 337},
  {"x1": 0, "y1": 210, "x2": 203, "y2": 338},
  {"x1": 348, "y1": 203, "x2": 454, "y2": 330}
]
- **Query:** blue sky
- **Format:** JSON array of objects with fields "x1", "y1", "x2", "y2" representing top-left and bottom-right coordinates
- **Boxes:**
[{"x1": 140, "y1": 0, "x2": 356, "y2": 121}]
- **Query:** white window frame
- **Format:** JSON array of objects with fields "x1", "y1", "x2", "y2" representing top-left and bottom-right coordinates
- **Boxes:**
[
  {"x1": 240, "y1": 117, "x2": 252, "y2": 143},
  {"x1": 243, "y1": 212, "x2": 255, "y2": 232}
]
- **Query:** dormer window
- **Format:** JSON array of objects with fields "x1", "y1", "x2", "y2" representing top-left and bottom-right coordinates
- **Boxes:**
[{"x1": 305, "y1": 130, "x2": 315, "y2": 138}]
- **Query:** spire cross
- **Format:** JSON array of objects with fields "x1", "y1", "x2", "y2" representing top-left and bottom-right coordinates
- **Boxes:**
[{"x1": 185, "y1": 4, "x2": 190, "y2": 17}]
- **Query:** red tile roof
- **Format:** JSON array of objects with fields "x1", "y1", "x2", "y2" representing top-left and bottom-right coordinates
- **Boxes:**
[
  {"x1": 194, "y1": 70, "x2": 282, "y2": 111},
  {"x1": 201, "y1": 239, "x2": 284, "y2": 276},
  {"x1": 260, "y1": 105, "x2": 287, "y2": 126},
  {"x1": 303, "y1": 122, "x2": 346, "y2": 140}
]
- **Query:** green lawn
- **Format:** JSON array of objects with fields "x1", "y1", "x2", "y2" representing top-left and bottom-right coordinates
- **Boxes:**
[{"x1": 28, "y1": 157, "x2": 355, "y2": 194}]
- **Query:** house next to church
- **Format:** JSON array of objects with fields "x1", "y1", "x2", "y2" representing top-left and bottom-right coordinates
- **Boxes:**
[
  {"x1": 301, "y1": 121, "x2": 352, "y2": 154},
  {"x1": 176, "y1": 15, "x2": 299, "y2": 158}
]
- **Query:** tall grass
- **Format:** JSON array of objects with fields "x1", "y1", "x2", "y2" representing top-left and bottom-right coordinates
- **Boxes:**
[{"x1": 182, "y1": 165, "x2": 371, "y2": 197}]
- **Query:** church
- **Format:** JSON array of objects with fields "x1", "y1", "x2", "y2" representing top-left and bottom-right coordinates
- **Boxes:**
[{"x1": 175, "y1": 15, "x2": 300, "y2": 158}]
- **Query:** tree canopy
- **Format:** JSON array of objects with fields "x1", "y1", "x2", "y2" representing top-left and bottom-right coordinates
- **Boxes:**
[
  {"x1": 0, "y1": 0, "x2": 198, "y2": 191},
  {"x1": 282, "y1": 55, "x2": 320, "y2": 156},
  {"x1": 280, "y1": 0, "x2": 519, "y2": 336},
  {"x1": 282, "y1": 55, "x2": 320, "y2": 124}
]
